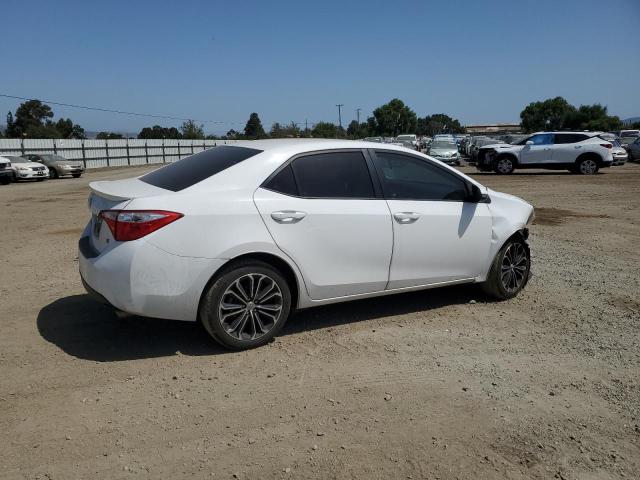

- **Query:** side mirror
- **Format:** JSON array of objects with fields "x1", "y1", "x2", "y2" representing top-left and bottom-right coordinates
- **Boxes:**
[
  {"x1": 525, "y1": 140, "x2": 534, "y2": 145},
  {"x1": 468, "y1": 184, "x2": 489, "y2": 203}
]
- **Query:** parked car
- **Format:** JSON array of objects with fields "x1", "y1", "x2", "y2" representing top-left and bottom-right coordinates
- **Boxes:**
[
  {"x1": 362, "y1": 137, "x2": 385, "y2": 143},
  {"x1": 428, "y1": 140, "x2": 461, "y2": 165},
  {"x1": 625, "y1": 136, "x2": 640, "y2": 161},
  {"x1": 475, "y1": 132, "x2": 614, "y2": 174},
  {"x1": 5, "y1": 156, "x2": 49, "y2": 181},
  {"x1": 610, "y1": 139, "x2": 628, "y2": 165},
  {"x1": 79, "y1": 140, "x2": 534, "y2": 350},
  {"x1": 470, "y1": 137, "x2": 503, "y2": 163},
  {"x1": 617, "y1": 129, "x2": 640, "y2": 139},
  {"x1": 0, "y1": 156, "x2": 12, "y2": 185},
  {"x1": 23, "y1": 154, "x2": 85, "y2": 179},
  {"x1": 396, "y1": 134, "x2": 419, "y2": 150}
]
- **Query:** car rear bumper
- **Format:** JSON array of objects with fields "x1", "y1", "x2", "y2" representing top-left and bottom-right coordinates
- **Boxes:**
[{"x1": 78, "y1": 227, "x2": 227, "y2": 321}]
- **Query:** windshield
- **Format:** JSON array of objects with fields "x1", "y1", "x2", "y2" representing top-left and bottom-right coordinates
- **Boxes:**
[
  {"x1": 42, "y1": 154, "x2": 68, "y2": 161},
  {"x1": 431, "y1": 141, "x2": 456, "y2": 149}
]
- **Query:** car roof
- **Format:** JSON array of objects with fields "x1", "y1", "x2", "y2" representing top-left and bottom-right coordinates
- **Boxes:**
[
  {"x1": 218, "y1": 138, "x2": 412, "y2": 156},
  {"x1": 532, "y1": 131, "x2": 600, "y2": 136}
]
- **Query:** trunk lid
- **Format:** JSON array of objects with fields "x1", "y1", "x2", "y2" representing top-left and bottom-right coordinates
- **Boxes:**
[{"x1": 88, "y1": 178, "x2": 170, "y2": 252}]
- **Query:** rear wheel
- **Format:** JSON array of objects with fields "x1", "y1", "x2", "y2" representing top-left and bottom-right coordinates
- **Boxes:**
[
  {"x1": 200, "y1": 260, "x2": 292, "y2": 350},
  {"x1": 481, "y1": 237, "x2": 530, "y2": 300},
  {"x1": 576, "y1": 157, "x2": 599, "y2": 175},
  {"x1": 493, "y1": 156, "x2": 515, "y2": 174}
]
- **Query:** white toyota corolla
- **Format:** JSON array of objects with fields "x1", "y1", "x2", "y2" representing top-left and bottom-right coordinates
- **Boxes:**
[{"x1": 79, "y1": 140, "x2": 534, "y2": 349}]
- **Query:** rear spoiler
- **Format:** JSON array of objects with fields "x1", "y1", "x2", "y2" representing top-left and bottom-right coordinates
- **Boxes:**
[{"x1": 89, "y1": 178, "x2": 170, "y2": 201}]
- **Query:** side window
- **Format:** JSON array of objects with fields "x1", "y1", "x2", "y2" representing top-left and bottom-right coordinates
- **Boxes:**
[
  {"x1": 290, "y1": 151, "x2": 375, "y2": 199},
  {"x1": 372, "y1": 151, "x2": 468, "y2": 201},
  {"x1": 263, "y1": 164, "x2": 298, "y2": 196},
  {"x1": 554, "y1": 134, "x2": 588, "y2": 144},
  {"x1": 529, "y1": 134, "x2": 554, "y2": 145}
]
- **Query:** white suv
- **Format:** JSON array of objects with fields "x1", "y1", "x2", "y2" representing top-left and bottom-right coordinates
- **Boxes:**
[{"x1": 476, "y1": 132, "x2": 614, "y2": 175}]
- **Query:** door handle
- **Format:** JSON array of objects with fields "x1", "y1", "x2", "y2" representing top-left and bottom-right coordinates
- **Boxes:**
[
  {"x1": 393, "y1": 212, "x2": 420, "y2": 224},
  {"x1": 271, "y1": 210, "x2": 307, "y2": 224}
]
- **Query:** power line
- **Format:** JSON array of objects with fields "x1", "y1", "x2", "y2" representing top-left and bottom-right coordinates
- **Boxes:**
[{"x1": 0, "y1": 93, "x2": 329, "y2": 130}]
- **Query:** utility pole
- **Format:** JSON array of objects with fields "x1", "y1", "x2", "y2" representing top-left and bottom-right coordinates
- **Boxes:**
[
  {"x1": 336, "y1": 104, "x2": 344, "y2": 129},
  {"x1": 355, "y1": 108, "x2": 361, "y2": 125}
]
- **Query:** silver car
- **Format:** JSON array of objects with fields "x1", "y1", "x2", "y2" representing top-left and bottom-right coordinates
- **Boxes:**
[
  {"x1": 24, "y1": 154, "x2": 85, "y2": 179},
  {"x1": 428, "y1": 140, "x2": 461, "y2": 165}
]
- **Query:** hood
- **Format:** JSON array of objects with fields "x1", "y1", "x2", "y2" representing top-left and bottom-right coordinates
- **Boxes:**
[
  {"x1": 481, "y1": 143, "x2": 514, "y2": 150},
  {"x1": 15, "y1": 162, "x2": 47, "y2": 169},
  {"x1": 430, "y1": 148, "x2": 458, "y2": 155},
  {"x1": 612, "y1": 147, "x2": 627, "y2": 155}
]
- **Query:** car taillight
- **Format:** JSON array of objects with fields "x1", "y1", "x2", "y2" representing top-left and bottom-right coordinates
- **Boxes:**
[
  {"x1": 600, "y1": 143, "x2": 612, "y2": 149},
  {"x1": 98, "y1": 210, "x2": 183, "y2": 241}
]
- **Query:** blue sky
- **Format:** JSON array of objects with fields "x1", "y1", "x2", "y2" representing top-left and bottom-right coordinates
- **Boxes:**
[{"x1": 1, "y1": 0, "x2": 639, "y2": 134}]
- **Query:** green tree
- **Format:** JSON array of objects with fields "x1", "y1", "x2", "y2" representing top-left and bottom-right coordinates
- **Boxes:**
[
  {"x1": 5, "y1": 112, "x2": 18, "y2": 137},
  {"x1": 225, "y1": 129, "x2": 241, "y2": 139},
  {"x1": 13, "y1": 99, "x2": 55, "y2": 137},
  {"x1": 417, "y1": 114, "x2": 464, "y2": 136},
  {"x1": 55, "y1": 118, "x2": 86, "y2": 139},
  {"x1": 566, "y1": 104, "x2": 622, "y2": 131},
  {"x1": 347, "y1": 120, "x2": 371, "y2": 138},
  {"x1": 137, "y1": 125, "x2": 182, "y2": 139},
  {"x1": 520, "y1": 97, "x2": 576, "y2": 132},
  {"x1": 180, "y1": 119, "x2": 205, "y2": 139},
  {"x1": 311, "y1": 121, "x2": 338, "y2": 138},
  {"x1": 369, "y1": 99, "x2": 417, "y2": 136},
  {"x1": 244, "y1": 113, "x2": 266, "y2": 139},
  {"x1": 97, "y1": 131, "x2": 124, "y2": 139}
]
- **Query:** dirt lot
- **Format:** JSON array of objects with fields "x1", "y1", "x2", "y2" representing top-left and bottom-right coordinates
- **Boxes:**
[{"x1": 1, "y1": 163, "x2": 639, "y2": 480}]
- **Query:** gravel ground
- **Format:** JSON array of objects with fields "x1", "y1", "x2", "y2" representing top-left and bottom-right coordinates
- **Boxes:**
[{"x1": 1, "y1": 162, "x2": 639, "y2": 480}]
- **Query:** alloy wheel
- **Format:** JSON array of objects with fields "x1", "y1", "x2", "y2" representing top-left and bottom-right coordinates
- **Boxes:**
[
  {"x1": 496, "y1": 158, "x2": 513, "y2": 174},
  {"x1": 500, "y1": 242, "x2": 528, "y2": 293},
  {"x1": 579, "y1": 159, "x2": 597, "y2": 175},
  {"x1": 218, "y1": 273, "x2": 283, "y2": 340}
]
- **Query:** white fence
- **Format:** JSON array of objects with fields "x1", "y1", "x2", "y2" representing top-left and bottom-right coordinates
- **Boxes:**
[{"x1": 0, "y1": 138, "x2": 243, "y2": 169}]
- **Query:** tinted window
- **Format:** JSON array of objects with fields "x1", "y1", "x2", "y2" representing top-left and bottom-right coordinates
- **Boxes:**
[
  {"x1": 263, "y1": 164, "x2": 298, "y2": 196},
  {"x1": 372, "y1": 151, "x2": 468, "y2": 201},
  {"x1": 290, "y1": 151, "x2": 375, "y2": 199},
  {"x1": 140, "y1": 146, "x2": 262, "y2": 192},
  {"x1": 528, "y1": 134, "x2": 554, "y2": 145},
  {"x1": 554, "y1": 134, "x2": 588, "y2": 144}
]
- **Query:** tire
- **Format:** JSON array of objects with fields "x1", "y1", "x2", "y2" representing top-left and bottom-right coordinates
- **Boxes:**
[
  {"x1": 0, "y1": 176, "x2": 10, "y2": 185},
  {"x1": 493, "y1": 156, "x2": 515, "y2": 174},
  {"x1": 72, "y1": 173, "x2": 82, "y2": 178},
  {"x1": 199, "y1": 260, "x2": 292, "y2": 350},
  {"x1": 576, "y1": 157, "x2": 599, "y2": 175},
  {"x1": 481, "y1": 237, "x2": 530, "y2": 300},
  {"x1": 50, "y1": 169, "x2": 59, "y2": 179}
]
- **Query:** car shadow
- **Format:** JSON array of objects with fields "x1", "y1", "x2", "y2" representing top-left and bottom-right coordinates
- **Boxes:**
[{"x1": 38, "y1": 285, "x2": 484, "y2": 362}]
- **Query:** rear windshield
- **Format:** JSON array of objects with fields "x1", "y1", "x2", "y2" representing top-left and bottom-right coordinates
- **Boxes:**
[{"x1": 140, "y1": 146, "x2": 262, "y2": 191}]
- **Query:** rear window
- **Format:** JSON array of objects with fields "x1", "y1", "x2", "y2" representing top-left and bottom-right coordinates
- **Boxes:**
[{"x1": 140, "y1": 146, "x2": 262, "y2": 192}]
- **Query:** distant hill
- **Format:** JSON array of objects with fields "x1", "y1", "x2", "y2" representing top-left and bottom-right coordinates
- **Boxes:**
[{"x1": 623, "y1": 117, "x2": 639, "y2": 125}]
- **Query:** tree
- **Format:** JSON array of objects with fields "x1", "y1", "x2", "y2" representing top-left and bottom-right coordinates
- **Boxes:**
[
  {"x1": 417, "y1": 114, "x2": 464, "y2": 137},
  {"x1": 520, "y1": 97, "x2": 576, "y2": 132},
  {"x1": 97, "y1": 131, "x2": 124, "y2": 139},
  {"x1": 55, "y1": 118, "x2": 86, "y2": 139},
  {"x1": 13, "y1": 99, "x2": 54, "y2": 137},
  {"x1": 270, "y1": 121, "x2": 300, "y2": 138},
  {"x1": 369, "y1": 99, "x2": 417, "y2": 136},
  {"x1": 311, "y1": 121, "x2": 337, "y2": 138},
  {"x1": 180, "y1": 120, "x2": 204, "y2": 139},
  {"x1": 347, "y1": 120, "x2": 371, "y2": 139},
  {"x1": 225, "y1": 129, "x2": 240, "y2": 139},
  {"x1": 566, "y1": 104, "x2": 622, "y2": 132},
  {"x1": 244, "y1": 113, "x2": 266, "y2": 139},
  {"x1": 5, "y1": 112, "x2": 18, "y2": 137},
  {"x1": 137, "y1": 125, "x2": 182, "y2": 139}
]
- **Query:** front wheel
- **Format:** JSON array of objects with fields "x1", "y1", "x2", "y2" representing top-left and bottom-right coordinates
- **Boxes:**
[
  {"x1": 481, "y1": 237, "x2": 530, "y2": 300},
  {"x1": 493, "y1": 156, "x2": 515, "y2": 174},
  {"x1": 50, "y1": 169, "x2": 59, "y2": 179},
  {"x1": 576, "y1": 158, "x2": 599, "y2": 175},
  {"x1": 200, "y1": 260, "x2": 292, "y2": 350}
]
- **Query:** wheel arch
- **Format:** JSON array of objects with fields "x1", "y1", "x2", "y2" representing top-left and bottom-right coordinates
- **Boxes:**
[
  {"x1": 575, "y1": 151, "x2": 603, "y2": 166},
  {"x1": 495, "y1": 151, "x2": 519, "y2": 166},
  {"x1": 197, "y1": 251, "x2": 303, "y2": 321}
]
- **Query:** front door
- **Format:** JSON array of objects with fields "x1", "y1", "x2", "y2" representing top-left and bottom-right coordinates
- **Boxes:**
[
  {"x1": 370, "y1": 150, "x2": 492, "y2": 289},
  {"x1": 519, "y1": 133, "x2": 554, "y2": 165}
]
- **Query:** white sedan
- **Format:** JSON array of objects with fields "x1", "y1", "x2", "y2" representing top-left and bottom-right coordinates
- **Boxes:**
[
  {"x1": 79, "y1": 140, "x2": 534, "y2": 350},
  {"x1": 6, "y1": 156, "x2": 49, "y2": 181}
]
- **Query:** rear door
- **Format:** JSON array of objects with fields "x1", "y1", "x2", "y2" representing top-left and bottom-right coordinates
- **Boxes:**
[
  {"x1": 552, "y1": 133, "x2": 589, "y2": 163},
  {"x1": 253, "y1": 150, "x2": 393, "y2": 300},
  {"x1": 370, "y1": 150, "x2": 492, "y2": 289},
  {"x1": 519, "y1": 133, "x2": 554, "y2": 165}
]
